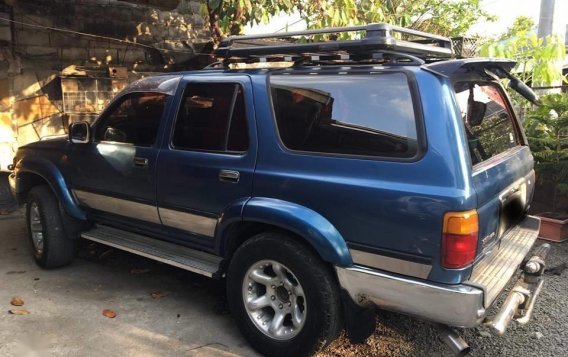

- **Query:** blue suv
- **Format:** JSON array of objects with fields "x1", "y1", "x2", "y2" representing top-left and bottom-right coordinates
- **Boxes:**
[{"x1": 9, "y1": 24, "x2": 549, "y2": 357}]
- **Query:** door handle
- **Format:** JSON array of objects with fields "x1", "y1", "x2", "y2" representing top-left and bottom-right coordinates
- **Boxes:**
[
  {"x1": 219, "y1": 169, "x2": 240, "y2": 183},
  {"x1": 133, "y1": 157, "x2": 149, "y2": 168}
]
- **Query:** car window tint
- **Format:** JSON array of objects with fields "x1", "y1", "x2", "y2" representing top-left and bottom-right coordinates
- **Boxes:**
[
  {"x1": 172, "y1": 83, "x2": 249, "y2": 152},
  {"x1": 454, "y1": 82, "x2": 519, "y2": 166},
  {"x1": 227, "y1": 88, "x2": 249, "y2": 152},
  {"x1": 270, "y1": 73, "x2": 418, "y2": 158},
  {"x1": 94, "y1": 92, "x2": 168, "y2": 147}
]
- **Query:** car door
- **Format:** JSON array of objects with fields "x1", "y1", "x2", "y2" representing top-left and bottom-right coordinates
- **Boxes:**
[
  {"x1": 156, "y1": 76, "x2": 257, "y2": 250},
  {"x1": 67, "y1": 91, "x2": 171, "y2": 235}
]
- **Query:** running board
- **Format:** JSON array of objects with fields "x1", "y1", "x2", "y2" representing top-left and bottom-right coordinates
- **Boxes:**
[{"x1": 81, "y1": 225, "x2": 223, "y2": 278}]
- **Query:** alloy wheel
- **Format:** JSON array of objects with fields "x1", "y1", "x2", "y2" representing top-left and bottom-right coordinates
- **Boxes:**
[{"x1": 242, "y1": 259, "x2": 307, "y2": 340}]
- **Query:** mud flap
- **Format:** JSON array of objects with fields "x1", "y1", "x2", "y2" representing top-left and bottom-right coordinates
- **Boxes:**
[{"x1": 340, "y1": 289, "x2": 376, "y2": 343}]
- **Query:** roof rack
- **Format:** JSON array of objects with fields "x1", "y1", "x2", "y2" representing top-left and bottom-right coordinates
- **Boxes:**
[{"x1": 215, "y1": 23, "x2": 453, "y2": 66}]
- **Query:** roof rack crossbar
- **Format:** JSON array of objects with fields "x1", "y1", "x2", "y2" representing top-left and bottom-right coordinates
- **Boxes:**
[
  {"x1": 216, "y1": 23, "x2": 452, "y2": 62},
  {"x1": 218, "y1": 50, "x2": 425, "y2": 67}
]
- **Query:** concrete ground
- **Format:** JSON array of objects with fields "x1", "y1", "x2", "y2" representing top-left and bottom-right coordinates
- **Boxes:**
[
  {"x1": 1, "y1": 210, "x2": 567, "y2": 357},
  {"x1": 0, "y1": 211, "x2": 258, "y2": 357}
]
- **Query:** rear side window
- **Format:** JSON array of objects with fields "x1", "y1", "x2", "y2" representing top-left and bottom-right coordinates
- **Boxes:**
[
  {"x1": 454, "y1": 82, "x2": 519, "y2": 166},
  {"x1": 270, "y1": 73, "x2": 419, "y2": 158},
  {"x1": 172, "y1": 83, "x2": 248, "y2": 153}
]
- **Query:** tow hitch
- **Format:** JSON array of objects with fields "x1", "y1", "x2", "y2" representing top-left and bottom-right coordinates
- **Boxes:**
[{"x1": 486, "y1": 243, "x2": 550, "y2": 335}]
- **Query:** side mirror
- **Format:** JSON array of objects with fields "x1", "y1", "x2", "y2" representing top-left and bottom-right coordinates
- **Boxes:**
[
  {"x1": 467, "y1": 101, "x2": 487, "y2": 127},
  {"x1": 69, "y1": 122, "x2": 90, "y2": 144}
]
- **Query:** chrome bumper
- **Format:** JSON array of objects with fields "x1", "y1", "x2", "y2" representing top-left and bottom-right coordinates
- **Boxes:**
[
  {"x1": 468, "y1": 216, "x2": 541, "y2": 307},
  {"x1": 336, "y1": 265, "x2": 486, "y2": 327},
  {"x1": 337, "y1": 216, "x2": 545, "y2": 331}
]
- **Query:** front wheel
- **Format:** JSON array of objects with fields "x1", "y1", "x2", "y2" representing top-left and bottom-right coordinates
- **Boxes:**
[
  {"x1": 26, "y1": 185, "x2": 76, "y2": 268},
  {"x1": 227, "y1": 232, "x2": 342, "y2": 357}
]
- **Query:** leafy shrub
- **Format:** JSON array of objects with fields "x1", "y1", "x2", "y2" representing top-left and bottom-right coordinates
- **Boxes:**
[{"x1": 525, "y1": 93, "x2": 568, "y2": 213}]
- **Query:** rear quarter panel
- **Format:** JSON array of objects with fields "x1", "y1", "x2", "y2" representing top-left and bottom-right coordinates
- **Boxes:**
[{"x1": 251, "y1": 69, "x2": 477, "y2": 284}]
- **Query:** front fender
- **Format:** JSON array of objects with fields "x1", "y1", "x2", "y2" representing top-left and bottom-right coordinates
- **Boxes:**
[
  {"x1": 242, "y1": 197, "x2": 352, "y2": 266},
  {"x1": 16, "y1": 157, "x2": 86, "y2": 220}
]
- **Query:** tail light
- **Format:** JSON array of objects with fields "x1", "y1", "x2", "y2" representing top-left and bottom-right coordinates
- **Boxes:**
[{"x1": 442, "y1": 210, "x2": 478, "y2": 269}]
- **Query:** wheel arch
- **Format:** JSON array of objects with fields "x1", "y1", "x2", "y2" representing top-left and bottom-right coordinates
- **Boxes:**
[
  {"x1": 217, "y1": 197, "x2": 352, "y2": 267},
  {"x1": 15, "y1": 157, "x2": 86, "y2": 220}
]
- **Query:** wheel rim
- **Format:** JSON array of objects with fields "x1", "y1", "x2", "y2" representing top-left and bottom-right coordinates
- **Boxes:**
[
  {"x1": 29, "y1": 202, "x2": 44, "y2": 255},
  {"x1": 242, "y1": 260, "x2": 307, "y2": 340}
]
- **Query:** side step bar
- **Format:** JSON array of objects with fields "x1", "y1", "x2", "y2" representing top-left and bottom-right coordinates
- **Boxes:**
[{"x1": 81, "y1": 225, "x2": 223, "y2": 278}]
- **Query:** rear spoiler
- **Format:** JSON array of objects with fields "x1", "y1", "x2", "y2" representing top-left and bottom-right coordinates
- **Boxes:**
[{"x1": 426, "y1": 58, "x2": 540, "y2": 105}]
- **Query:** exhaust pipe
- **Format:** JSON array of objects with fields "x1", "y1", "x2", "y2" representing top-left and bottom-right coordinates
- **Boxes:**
[
  {"x1": 436, "y1": 325, "x2": 471, "y2": 356},
  {"x1": 487, "y1": 287, "x2": 527, "y2": 335},
  {"x1": 487, "y1": 243, "x2": 550, "y2": 334}
]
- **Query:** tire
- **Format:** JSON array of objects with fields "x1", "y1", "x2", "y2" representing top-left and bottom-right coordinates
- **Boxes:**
[
  {"x1": 26, "y1": 185, "x2": 76, "y2": 268},
  {"x1": 227, "y1": 232, "x2": 342, "y2": 357},
  {"x1": 0, "y1": 173, "x2": 16, "y2": 212}
]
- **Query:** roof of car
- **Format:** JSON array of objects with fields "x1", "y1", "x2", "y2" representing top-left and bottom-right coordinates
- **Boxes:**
[{"x1": 124, "y1": 57, "x2": 513, "y2": 92}]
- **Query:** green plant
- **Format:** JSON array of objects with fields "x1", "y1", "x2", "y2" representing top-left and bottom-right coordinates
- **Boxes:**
[
  {"x1": 203, "y1": 0, "x2": 495, "y2": 43},
  {"x1": 496, "y1": 15, "x2": 534, "y2": 41},
  {"x1": 525, "y1": 93, "x2": 568, "y2": 213},
  {"x1": 481, "y1": 33, "x2": 566, "y2": 87},
  {"x1": 480, "y1": 18, "x2": 566, "y2": 120}
]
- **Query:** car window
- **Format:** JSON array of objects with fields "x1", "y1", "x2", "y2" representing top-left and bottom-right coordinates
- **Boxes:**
[
  {"x1": 94, "y1": 92, "x2": 168, "y2": 147},
  {"x1": 270, "y1": 73, "x2": 419, "y2": 158},
  {"x1": 454, "y1": 82, "x2": 519, "y2": 166},
  {"x1": 172, "y1": 83, "x2": 249, "y2": 153}
]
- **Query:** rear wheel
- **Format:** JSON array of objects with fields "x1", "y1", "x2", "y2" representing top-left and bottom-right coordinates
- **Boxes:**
[
  {"x1": 227, "y1": 232, "x2": 342, "y2": 357},
  {"x1": 26, "y1": 185, "x2": 76, "y2": 268}
]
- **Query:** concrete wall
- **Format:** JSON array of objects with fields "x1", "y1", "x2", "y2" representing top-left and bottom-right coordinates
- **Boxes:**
[
  {"x1": 5, "y1": 0, "x2": 210, "y2": 67},
  {"x1": 0, "y1": 0, "x2": 212, "y2": 171}
]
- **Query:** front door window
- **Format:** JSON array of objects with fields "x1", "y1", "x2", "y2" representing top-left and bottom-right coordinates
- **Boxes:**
[{"x1": 94, "y1": 92, "x2": 169, "y2": 147}]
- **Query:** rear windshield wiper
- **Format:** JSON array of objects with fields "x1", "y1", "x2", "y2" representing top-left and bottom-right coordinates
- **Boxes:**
[{"x1": 488, "y1": 67, "x2": 540, "y2": 106}]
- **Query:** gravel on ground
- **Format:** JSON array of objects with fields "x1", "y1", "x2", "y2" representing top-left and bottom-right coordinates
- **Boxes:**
[{"x1": 318, "y1": 240, "x2": 568, "y2": 357}]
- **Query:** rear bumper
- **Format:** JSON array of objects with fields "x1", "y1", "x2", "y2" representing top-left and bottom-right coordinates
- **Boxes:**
[
  {"x1": 468, "y1": 215, "x2": 541, "y2": 307},
  {"x1": 337, "y1": 215, "x2": 544, "y2": 330},
  {"x1": 336, "y1": 265, "x2": 486, "y2": 327}
]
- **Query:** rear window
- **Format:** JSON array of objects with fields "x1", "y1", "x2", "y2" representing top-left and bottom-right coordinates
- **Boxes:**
[
  {"x1": 454, "y1": 82, "x2": 520, "y2": 166},
  {"x1": 270, "y1": 73, "x2": 419, "y2": 158}
]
